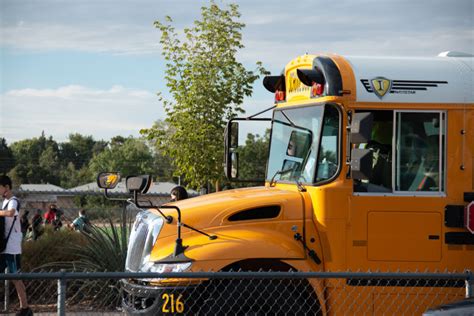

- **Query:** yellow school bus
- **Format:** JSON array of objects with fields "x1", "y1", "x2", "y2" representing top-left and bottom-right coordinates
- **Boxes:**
[{"x1": 99, "y1": 52, "x2": 474, "y2": 315}]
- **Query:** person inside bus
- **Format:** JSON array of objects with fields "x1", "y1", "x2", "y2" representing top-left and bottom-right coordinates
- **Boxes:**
[
  {"x1": 367, "y1": 119, "x2": 392, "y2": 191},
  {"x1": 170, "y1": 186, "x2": 188, "y2": 202},
  {"x1": 354, "y1": 111, "x2": 393, "y2": 193}
]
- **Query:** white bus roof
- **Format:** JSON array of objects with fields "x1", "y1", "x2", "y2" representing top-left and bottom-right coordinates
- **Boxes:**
[{"x1": 344, "y1": 54, "x2": 473, "y2": 104}]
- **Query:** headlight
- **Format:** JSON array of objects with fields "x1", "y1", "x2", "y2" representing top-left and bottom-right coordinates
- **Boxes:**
[
  {"x1": 148, "y1": 262, "x2": 192, "y2": 273},
  {"x1": 138, "y1": 262, "x2": 192, "y2": 283}
]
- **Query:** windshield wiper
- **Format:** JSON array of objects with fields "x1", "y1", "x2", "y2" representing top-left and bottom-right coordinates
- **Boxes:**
[
  {"x1": 269, "y1": 169, "x2": 292, "y2": 187},
  {"x1": 269, "y1": 169, "x2": 306, "y2": 192}
]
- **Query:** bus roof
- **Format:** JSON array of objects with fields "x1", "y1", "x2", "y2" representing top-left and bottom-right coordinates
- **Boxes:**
[{"x1": 344, "y1": 54, "x2": 473, "y2": 104}]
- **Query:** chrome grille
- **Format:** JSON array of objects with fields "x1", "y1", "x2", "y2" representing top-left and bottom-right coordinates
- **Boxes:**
[
  {"x1": 125, "y1": 210, "x2": 164, "y2": 272},
  {"x1": 126, "y1": 214, "x2": 149, "y2": 272}
]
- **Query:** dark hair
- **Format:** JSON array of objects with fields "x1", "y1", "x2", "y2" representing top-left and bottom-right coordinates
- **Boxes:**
[
  {"x1": 171, "y1": 186, "x2": 188, "y2": 201},
  {"x1": 0, "y1": 175, "x2": 12, "y2": 189},
  {"x1": 79, "y1": 209, "x2": 86, "y2": 216}
]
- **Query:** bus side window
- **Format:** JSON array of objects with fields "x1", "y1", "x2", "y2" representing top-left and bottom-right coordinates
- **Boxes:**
[
  {"x1": 395, "y1": 112, "x2": 444, "y2": 192},
  {"x1": 353, "y1": 110, "x2": 393, "y2": 193}
]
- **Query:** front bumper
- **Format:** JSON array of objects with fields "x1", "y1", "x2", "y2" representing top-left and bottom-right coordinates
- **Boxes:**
[{"x1": 121, "y1": 279, "x2": 201, "y2": 315}]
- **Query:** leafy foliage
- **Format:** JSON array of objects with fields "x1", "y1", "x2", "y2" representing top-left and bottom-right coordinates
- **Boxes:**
[
  {"x1": 88, "y1": 136, "x2": 156, "y2": 177},
  {"x1": 3, "y1": 132, "x2": 175, "y2": 188},
  {"x1": 8, "y1": 132, "x2": 61, "y2": 185},
  {"x1": 238, "y1": 130, "x2": 270, "y2": 181},
  {"x1": 142, "y1": 2, "x2": 268, "y2": 189},
  {"x1": 22, "y1": 226, "x2": 86, "y2": 272},
  {"x1": 0, "y1": 137, "x2": 15, "y2": 175}
]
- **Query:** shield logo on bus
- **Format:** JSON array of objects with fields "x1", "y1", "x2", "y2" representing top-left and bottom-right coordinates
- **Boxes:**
[{"x1": 370, "y1": 77, "x2": 392, "y2": 99}]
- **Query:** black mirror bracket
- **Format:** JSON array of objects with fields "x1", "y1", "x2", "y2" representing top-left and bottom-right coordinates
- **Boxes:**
[{"x1": 160, "y1": 205, "x2": 217, "y2": 258}]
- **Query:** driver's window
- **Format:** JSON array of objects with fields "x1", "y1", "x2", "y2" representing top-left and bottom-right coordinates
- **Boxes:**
[{"x1": 315, "y1": 105, "x2": 340, "y2": 182}]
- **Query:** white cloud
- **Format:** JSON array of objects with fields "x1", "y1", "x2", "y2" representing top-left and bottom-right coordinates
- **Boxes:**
[
  {"x1": 1, "y1": 85, "x2": 164, "y2": 142},
  {"x1": 1, "y1": 23, "x2": 161, "y2": 55}
]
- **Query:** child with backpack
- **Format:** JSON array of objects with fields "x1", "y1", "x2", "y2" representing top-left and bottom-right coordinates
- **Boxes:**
[{"x1": 0, "y1": 175, "x2": 33, "y2": 316}]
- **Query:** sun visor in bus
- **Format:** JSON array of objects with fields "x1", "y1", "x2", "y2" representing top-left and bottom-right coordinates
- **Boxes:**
[
  {"x1": 351, "y1": 112, "x2": 374, "y2": 144},
  {"x1": 351, "y1": 148, "x2": 373, "y2": 180},
  {"x1": 296, "y1": 68, "x2": 325, "y2": 86},
  {"x1": 263, "y1": 75, "x2": 285, "y2": 93}
]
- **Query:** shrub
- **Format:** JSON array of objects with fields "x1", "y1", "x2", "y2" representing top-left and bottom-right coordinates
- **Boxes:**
[{"x1": 22, "y1": 226, "x2": 86, "y2": 272}]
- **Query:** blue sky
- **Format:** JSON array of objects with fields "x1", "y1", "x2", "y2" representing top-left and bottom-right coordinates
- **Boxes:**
[{"x1": 1, "y1": 0, "x2": 472, "y2": 143}]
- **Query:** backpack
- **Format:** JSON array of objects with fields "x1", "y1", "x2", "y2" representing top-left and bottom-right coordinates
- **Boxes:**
[{"x1": 0, "y1": 197, "x2": 20, "y2": 252}]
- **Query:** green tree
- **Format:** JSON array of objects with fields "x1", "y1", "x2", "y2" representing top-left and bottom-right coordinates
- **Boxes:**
[
  {"x1": 142, "y1": 2, "x2": 267, "y2": 189},
  {"x1": 60, "y1": 133, "x2": 107, "y2": 169},
  {"x1": 8, "y1": 132, "x2": 61, "y2": 185},
  {"x1": 141, "y1": 120, "x2": 176, "y2": 182},
  {"x1": 58, "y1": 133, "x2": 107, "y2": 187},
  {"x1": 89, "y1": 137, "x2": 157, "y2": 177},
  {"x1": 238, "y1": 130, "x2": 270, "y2": 181},
  {"x1": 0, "y1": 138, "x2": 15, "y2": 175}
]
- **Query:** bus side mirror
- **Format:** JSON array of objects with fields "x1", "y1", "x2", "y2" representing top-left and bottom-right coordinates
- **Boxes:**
[
  {"x1": 351, "y1": 112, "x2": 373, "y2": 144},
  {"x1": 350, "y1": 148, "x2": 373, "y2": 180},
  {"x1": 230, "y1": 152, "x2": 239, "y2": 179},
  {"x1": 225, "y1": 121, "x2": 239, "y2": 179},
  {"x1": 229, "y1": 122, "x2": 239, "y2": 148},
  {"x1": 126, "y1": 175, "x2": 152, "y2": 194},
  {"x1": 97, "y1": 172, "x2": 121, "y2": 189}
]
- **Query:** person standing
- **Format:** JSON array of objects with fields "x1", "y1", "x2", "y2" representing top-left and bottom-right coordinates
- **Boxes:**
[
  {"x1": 0, "y1": 175, "x2": 33, "y2": 316},
  {"x1": 52, "y1": 213, "x2": 62, "y2": 231},
  {"x1": 43, "y1": 205, "x2": 56, "y2": 224},
  {"x1": 31, "y1": 209, "x2": 43, "y2": 241},
  {"x1": 20, "y1": 211, "x2": 30, "y2": 239}
]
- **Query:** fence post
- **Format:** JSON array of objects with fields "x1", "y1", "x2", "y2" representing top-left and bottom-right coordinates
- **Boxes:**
[
  {"x1": 466, "y1": 270, "x2": 473, "y2": 299},
  {"x1": 3, "y1": 268, "x2": 9, "y2": 312},
  {"x1": 57, "y1": 270, "x2": 66, "y2": 316}
]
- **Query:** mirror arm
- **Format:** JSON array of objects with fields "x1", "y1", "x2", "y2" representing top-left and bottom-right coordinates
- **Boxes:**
[
  {"x1": 133, "y1": 197, "x2": 173, "y2": 224},
  {"x1": 181, "y1": 222, "x2": 217, "y2": 240},
  {"x1": 102, "y1": 189, "x2": 128, "y2": 202},
  {"x1": 346, "y1": 110, "x2": 353, "y2": 179},
  {"x1": 159, "y1": 205, "x2": 185, "y2": 257},
  {"x1": 159, "y1": 205, "x2": 217, "y2": 257},
  {"x1": 246, "y1": 105, "x2": 276, "y2": 119}
]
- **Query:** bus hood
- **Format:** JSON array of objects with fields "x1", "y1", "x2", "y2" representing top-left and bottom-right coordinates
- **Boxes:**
[{"x1": 155, "y1": 186, "x2": 306, "y2": 234}]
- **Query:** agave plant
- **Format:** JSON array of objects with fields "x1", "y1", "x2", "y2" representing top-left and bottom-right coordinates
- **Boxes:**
[{"x1": 33, "y1": 207, "x2": 135, "y2": 311}]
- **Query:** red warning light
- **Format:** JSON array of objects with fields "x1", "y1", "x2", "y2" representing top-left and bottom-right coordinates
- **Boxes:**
[
  {"x1": 311, "y1": 83, "x2": 323, "y2": 97},
  {"x1": 275, "y1": 90, "x2": 285, "y2": 102}
]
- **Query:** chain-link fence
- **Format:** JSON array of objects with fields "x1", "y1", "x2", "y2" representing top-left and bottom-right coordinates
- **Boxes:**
[
  {"x1": 5, "y1": 190, "x2": 474, "y2": 315},
  {"x1": 11, "y1": 190, "x2": 172, "y2": 275},
  {"x1": 15, "y1": 189, "x2": 172, "y2": 226},
  {"x1": 0, "y1": 271, "x2": 472, "y2": 315}
]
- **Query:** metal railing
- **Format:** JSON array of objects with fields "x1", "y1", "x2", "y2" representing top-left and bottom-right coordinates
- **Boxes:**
[{"x1": 1, "y1": 271, "x2": 472, "y2": 315}]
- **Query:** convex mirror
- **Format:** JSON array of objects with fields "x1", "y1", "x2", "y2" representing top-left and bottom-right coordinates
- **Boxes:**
[
  {"x1": 126, "y1": 175, "x2": 152, "y2": 194},
  {"x1": 97, "y1": 172, "x2": 121, "y2": 189}
]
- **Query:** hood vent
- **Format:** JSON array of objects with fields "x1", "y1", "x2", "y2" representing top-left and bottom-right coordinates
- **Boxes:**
[{"x1": 228, "y1": 206, "x2": 281, "y2": 222}]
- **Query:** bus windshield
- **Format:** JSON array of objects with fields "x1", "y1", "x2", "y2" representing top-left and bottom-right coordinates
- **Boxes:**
[{"x1": 266, "y1": 105, "x2": 324, "y2": 183}]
